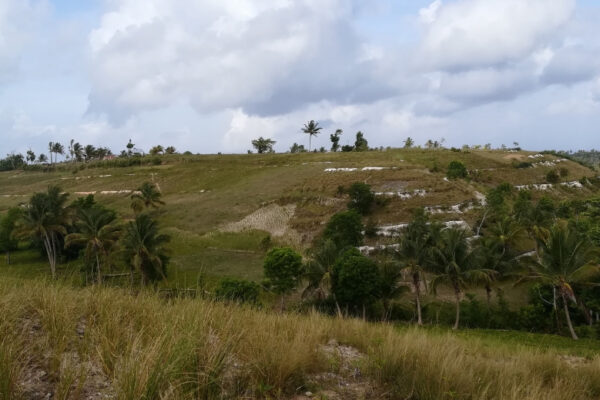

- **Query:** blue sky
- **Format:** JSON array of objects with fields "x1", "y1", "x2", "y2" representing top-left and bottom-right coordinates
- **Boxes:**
[{"x1": 1, "y1": 0, "x2": 600, "y2": 157}]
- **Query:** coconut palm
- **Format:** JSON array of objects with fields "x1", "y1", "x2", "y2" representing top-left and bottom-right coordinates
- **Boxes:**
[
  {"x1": 429, "y1": 228, "x2": 496, "y2": 329},
  {"x1": 120, "y1": 213, "x2": 170, "y2": 285},
  {"x1": 65, "y1": 208, "x2": 121, "y2": 284},
  {"x1": 48, "y1": 142, "x2": 54, "y2": 164},
  {"x1": 52, "y1": 142, "x2": 64, "y2": 163},
  {"x1": 302, "y1": 120, "x2": 322, "y2": 152},
  {"x1": 303, "y1": 239, "x2": 340, "y2": 301},
  {"x1": 15, "y1": 186, "x2": 71, "y2": 279},
  {"x1": 394, "y1": 209, "x2": 441, "y2": 325},
  {"x1": 131, "y1": 182, "x2": 165, "y2": 214},
  {"x1": 519, "y1": 224, "x2": 600, "y2": 339}
]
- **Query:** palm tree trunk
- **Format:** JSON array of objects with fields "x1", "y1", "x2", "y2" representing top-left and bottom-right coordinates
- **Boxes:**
[
  {"x1": 96, "y1": 254, "x2": 102, "y2": 285},
  {"x1": 453, "y1": 288, "x2": 461, "y2": 330},
  {"x1": 562, "y1": 293, "x2": 578, "y2": 340},
  {"x1": 413, "y1": 272, "x2": 423, "y2": 326},
  {"x1": 309, "y1": 135, "x2": 312, "y2": 152},
  {"x1": 485, "y1": 285, "x2": 492, "y2": 309}
]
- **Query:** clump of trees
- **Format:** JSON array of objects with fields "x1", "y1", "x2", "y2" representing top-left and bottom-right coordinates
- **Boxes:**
[{"x1": 251, "y1": 137, "x2": 276, "y2": 154}]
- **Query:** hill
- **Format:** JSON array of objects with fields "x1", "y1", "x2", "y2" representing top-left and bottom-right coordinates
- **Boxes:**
[{"x1": 0, "y1": 149, "x2": 596, "y2": 287}]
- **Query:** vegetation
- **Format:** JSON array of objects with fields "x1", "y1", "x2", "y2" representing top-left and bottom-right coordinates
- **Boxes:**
[
  {"x1": 330, "y1": 128, "x2": 343, "y2": 152},
  {"x1": 251, "y1": 137, "x2": 276, "y2": 154},
  {"x1": 302, "y1": 120, "x2": 322, "y2": 152},
  {"x1": 323, "y1": 210, "x2": 363, "y2": 248},
  {"x1": 447, "y1": 160, "x2": 468, "y2": 179},
  {"x1": 346, "y1": 182, "x2": 375, "y2": 215}
]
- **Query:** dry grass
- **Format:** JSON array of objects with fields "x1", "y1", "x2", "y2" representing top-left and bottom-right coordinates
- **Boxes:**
[{"x1": 0, "y1": 277, "x2": 599, "y2": 399}]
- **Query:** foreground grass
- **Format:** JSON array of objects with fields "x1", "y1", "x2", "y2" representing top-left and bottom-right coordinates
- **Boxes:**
[{"x1": 0, "y1": 278, "x2": 599, "y2": 399}]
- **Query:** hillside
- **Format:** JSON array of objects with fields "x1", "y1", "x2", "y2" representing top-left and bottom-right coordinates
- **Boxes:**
[{"x1": 0, "y1": 149, "x2": 596, "y2": 286}]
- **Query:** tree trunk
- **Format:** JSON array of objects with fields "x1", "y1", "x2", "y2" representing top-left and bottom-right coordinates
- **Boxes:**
[
  {"x1": 453, "y1": 288, "x2": 461, "y2": 330},
  {"x1": 96, "y1": 254, "x2": 102, "y2": 285},
  {"x1": 562, "y1": 293, "x2": 578, "y2": 340},
  {"x1": 413, "y1": 272, "x2": 423, "y2": 326},
  {"x1": 485, "y1": 285, "x2": 492, "y2": 309},
  {"x1": 309, "y1": 135, "x2": 312, "y2": 152}
]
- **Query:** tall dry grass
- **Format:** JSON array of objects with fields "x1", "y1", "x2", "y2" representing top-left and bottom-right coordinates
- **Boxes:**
[{"x1": 0, "y1": 277, "x2": 599, "y2": 399}]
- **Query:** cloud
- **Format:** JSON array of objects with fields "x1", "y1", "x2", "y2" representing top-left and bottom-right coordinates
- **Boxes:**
[{"x1": 417, "y1": 0, "x2": 575, "y2": 71}]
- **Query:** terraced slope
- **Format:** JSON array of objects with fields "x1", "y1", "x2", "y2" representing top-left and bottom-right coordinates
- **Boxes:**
[{"x1": 0, "y1": 149, "x2": 596, "y2": 285}]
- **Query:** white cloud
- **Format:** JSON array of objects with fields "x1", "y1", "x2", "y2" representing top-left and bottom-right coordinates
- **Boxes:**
[{"x1": 417, "y1": 0, "x2": 574, "y2": 71}]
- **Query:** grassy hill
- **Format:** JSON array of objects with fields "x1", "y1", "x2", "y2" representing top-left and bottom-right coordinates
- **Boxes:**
[{"x1": 0, "y1": 149, "x2": 596, "y2": 288}]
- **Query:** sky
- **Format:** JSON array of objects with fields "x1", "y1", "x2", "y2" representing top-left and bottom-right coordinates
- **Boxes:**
[{"x1": 1, "y1": 0, "x2": 600, "y2": 156}]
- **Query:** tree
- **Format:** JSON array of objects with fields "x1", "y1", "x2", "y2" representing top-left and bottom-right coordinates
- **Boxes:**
[
  {"x1": 65, "y1": 207, "x2": 120, "y2": 284},
  {"x1": 149, "y1": 145, "x2": 164, "y2": 155},
  {"x1": 546, "y1": 170, "x2": 560, "y2": 184},
  {"x1": 330, "y1": 129, "x2": 343, "y2": 152},
  {"x1": 215, "y1": 278, "x2": 260, "y2": 304},
  {"x1": 251, "y1": 137, "x2": 276, "y2": 154},
  {"x1": 15, "y1": 186, "x2": 71, "y2": 279},
  {"x1": 38, "y1": 154, "x2": 48, "y2": 164},
  {"x1": 447, "y1": 160, "x2": 468, "y2": 180},
  {"x1": 395, "y1": 209, "x2": 441, "y2": 325},
  {"x1": 354, "y1": 131, "x2": 368, "y2": 152},
  {"x1": 48, "y1": 142, "x2": 54, "y2": 164},
  {"x1": 347, "y1": 182, "x2": 375, "y2": 215},
  {"x1": 72, "y1": 142, "x2": 83, "y2": 162},
  {"x1": 331, "y1": 248, "x2": 381, "y2": 313},
  {"x1": 52, "y1": 142, "x2": 64, "y2": 163},
  {"x1": 26, "y1": 150, "x2": 36, "y2": 164},
  {"x1": 131, "y1": 182, "x2": 165, "y2": 214},
  {"x1": 263, "y1": 247, "x2": 303, "y2": 309},
  {"x1": 303, "y1": 239, "x2": 340, "y2": 301},
  {"x1": 165, "y1": 146, "x2": 176, "y2": 155},
  {"x1": 403, "y1": 137, "x2": 414, "y2": 148},
  {"x1": 126, "y1": 139, "x2": 135, "y2": 156},
  {"x1": 289, "y1": 143, "x2": 306, "y2": 153},
  {"x1": 84, "y1": 145, "x2": 96, "y2": 162},
  {"x1": 0, "y1": 208, "x2": 22, "y2": 264},
  {"x1": 429, "y1": 228, "x2": 496, "y2": 329},
  {"x1": 302, "y1": 120, "x2": 322, "y2": 151},
  {"x1": 519, "y1": 224, "x2": 600, "y2": 340},
  {"x1": 323, "y1": 210, "x2": 363, "y2": 248},
  {"x1": 120, "y1": 213, "x2": 170, "y2": 285}
]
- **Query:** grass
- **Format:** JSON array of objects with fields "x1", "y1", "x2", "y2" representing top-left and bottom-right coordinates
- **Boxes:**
[{"x1": 0, "y1": 277, "x2": 599, "y2": 399}]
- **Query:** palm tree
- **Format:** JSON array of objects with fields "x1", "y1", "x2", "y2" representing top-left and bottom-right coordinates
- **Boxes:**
[
  {"x1": 15, "y1": 186, "x2": 71, "y2": 279},
  {"x1": 519, "y1": 224, "x2": 600, "y2": 340},
  {"x1": 65, "y1": 208, "x2": 121, "y2": 284},
  {"x1": 52, "y1": 142, "x2": 64, "y2": 163},
  {"x1": 302, "y1": 120, "x2": 322, "y2": 152},
  {"x1": 429, "y1": 228, "x2": 496, "y2": 329},
  {"x1": 394, "y1": 209, "x2": 441, "y2": 325},
  {"x1": 48, "y1": 142, "x2": 54, "y2": 164},
  {"x1": 131, "y1": 182, "x2": 165, "y2": 214},
  {"x1": 303, "y1": 239, "x2": 340, "y2": 301},
  {"x1": 26, "y1": 150, "x2": 36, "y2": 164},
  {"x1": 84, "y1": 145, "x2": 96, "y2": 162},
  {"x1": 149, "y1": 145, "x2": 164, "y2": 155},
  {"x1": 474, "y1": 237, "x2": 514, "y2": 308},
  {"x1": 38, "y1": 154, "x2": 48, "y2": 164},
  {"x1": 120, "y1": 213, "x2": 170, "y2": 285}
]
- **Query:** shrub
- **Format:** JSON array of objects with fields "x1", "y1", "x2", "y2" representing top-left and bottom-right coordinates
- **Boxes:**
[
  {"x1": 323, "y1": 210, "x2": 363, "y2": 248},
  {"x1": 446, "y1": 160, "x2": 468, "y2": 179},
  {"x1": 559, "y1": 167, "x2": 569, "y2": 177},
  {"x1": 263, "y1": 247, "x2": 303, "y2": 295},
  {"x1": 546, "y1": 170, "x2": 560, "y2": 184},
  {"x1": 331, "y1": 248, "x2": 381, "y2": 311},
  {"x1": 347, "y1": 182, "x2": 375, "y2": 215},
  {"x1": 515, "y1": 162, "x2": 533, "y2": 169},
  {"x1": 215, "y1": 278, "x2": 260, "y2": 304},
  {"x1": 341, "y1": 145, "x2": 354, "y2": 152}
]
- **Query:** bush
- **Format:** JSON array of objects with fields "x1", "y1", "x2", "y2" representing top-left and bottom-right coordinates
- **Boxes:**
[
  {"x1": 546, "y1": 170, "x2": 560, "y2": 184},
  {"x1": 341, "y1": 145, "x2": 354, "y2": 152},
  {"x1": 215, "y1": 278, "x2": 260, "y2": 304},
  {"x1": 515, "y1": 162, "x2": 533, "y2": 169},
  {"x1": 559, "y1": 167, "x2": 569, "y2": 177},
  {"x1": 323, "y1": 210, "x2": 363, "y2": 248},
  {"x1": 347, "y1": 182, "x2": 375, "y2": 215},
  {"x1": 331, "y1": 248, "x2": 381, "y2": 311},
  {"x1": 263, "y1": 247, "x2": 303, "y2": 295},
  {"x1": 447, "y1": 160, "x2": 468, "y2": 179}
]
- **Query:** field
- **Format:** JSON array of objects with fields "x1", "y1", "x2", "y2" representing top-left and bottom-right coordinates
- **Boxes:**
[
  {"x1": 0, "y1": 149, "x2": 595, "y2": 291},
  {"x1": 1, "y1": 278, "x2": 600, "y2": 399}
]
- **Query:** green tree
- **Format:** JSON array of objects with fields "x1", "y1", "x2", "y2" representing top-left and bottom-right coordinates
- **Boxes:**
[
  {"x1": 347, "y1": 182, "x2": 375, "y2": 215},
  {"x1": 302, "y1": 120, "x2": 322, "y2": 152},
  {"x1": 38, "y1": 154, "x2": 48, "y2": 164},
  {"x1": 149, "y1": 145, "x2": 164, "y2": 155},
  {"x1": 126, "y1": 139, "x2": 135, "y2": 156},
  {"x1": 215, "y1": 278, "x2": 260, "y2": 304},
  {"x1": 52, "y1": 142, "x2": 64, "y2": 162},
  {"x1": 403, "y1": 137, "x2": 414, "y2": 148},
  {"x1": 519, "y1": 224, "x2": 600, "y2": 340},
  {"x1": 165, "y1": 146, "x2": 176, "y2": 155},
  {"x1": 303, "y1": 239, "x2": 340, "y2": 301},
  {"x1": 120, "y1": 213, "x2": 170, "y2": 285},
  {"x1": 65, "y1": 207, "x2": 120, "y2": 284},
  {"x1": 131, "y1": 182, "x2": 165, "y2": 214},
  {"x1": 26, "y1": 149, "x2": 36, "y2": 164},
  {"x1": 429, "y1": 228, "x2": 496, "y2": 329},
  {"x1": 354, "y1": 131, "x2": 368, "y2": 152},
  {"x1": 263, "y1": 247, "x2": 303, "y2": 309},
  {"x1": 251, "y1": 137, "x2": 276, "y2": 154},
  {"x1": 323, "y1": 210, "x2": 363, "y2": 248},
  {"x1": 395, "y1": 209, "x2": 441, "y2": 325},
  {"x1": 330, "y1": 129, "x2": 343, "y2": 152},
  {"x1": 331, "y1": 248, "x2": 381, "y2": 313},
  {"x1": 546, "y1": 170, "x2": 560, "y2": 184},
  {"x1": 0, "y1": 208, "x2": 22, "y2": 264},
  {"x1": 447, "y1": 160, "x2": 468, "y2": 179},
  {"x1": 16, "y1": 186, "x2": 71, "y2": 279},
  {"x1": 84, "y1": 145, "x2": 96, "y2": 162},
  {"x1": 289, "y1": 143, "x2": 306, "y2": 153}
]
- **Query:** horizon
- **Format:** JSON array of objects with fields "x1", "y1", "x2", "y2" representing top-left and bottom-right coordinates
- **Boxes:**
[{"x1": 2, "y1": 0, "x2": 600, "y2": 156}]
